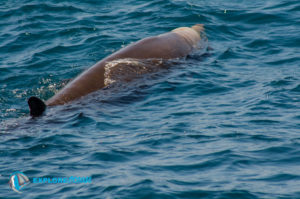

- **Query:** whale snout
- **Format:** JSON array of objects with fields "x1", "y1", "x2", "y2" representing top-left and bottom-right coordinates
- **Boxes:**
[{"x1": 192, "y1": 24, "x2": 204, "y2": 34}]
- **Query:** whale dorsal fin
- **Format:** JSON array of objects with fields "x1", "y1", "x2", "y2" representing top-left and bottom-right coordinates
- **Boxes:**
[{"x1": 28, "y1": 96, "x2": 46, "y2": 117}]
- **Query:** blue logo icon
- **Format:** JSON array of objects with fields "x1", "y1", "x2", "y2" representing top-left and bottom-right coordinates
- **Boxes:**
[{"x1": 9, "y1": 171, "x2": 30, "y2": 193}]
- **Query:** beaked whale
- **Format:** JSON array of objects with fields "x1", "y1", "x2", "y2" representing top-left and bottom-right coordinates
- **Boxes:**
[{"x1": 28, "y1": 24, "x2": 207, "y2": 117}]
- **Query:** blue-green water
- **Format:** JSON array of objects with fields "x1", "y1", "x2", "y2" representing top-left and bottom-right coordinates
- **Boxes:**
[{"x1": 1, "y1": 0, "x2": 300, "y2": 198}]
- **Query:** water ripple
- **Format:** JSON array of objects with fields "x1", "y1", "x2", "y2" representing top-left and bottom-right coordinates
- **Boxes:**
[{"x1": 1, "y1": 0, "x2": 300, "y2": 198}]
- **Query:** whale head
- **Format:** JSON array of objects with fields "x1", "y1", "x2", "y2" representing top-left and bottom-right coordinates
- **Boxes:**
[{"x1": 191, "y1": 24, "x2": 204, "y2": 34}]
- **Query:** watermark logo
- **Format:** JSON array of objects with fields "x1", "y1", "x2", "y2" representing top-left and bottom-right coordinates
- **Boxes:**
[
  {"x1": 33, "y1": 176, "x2": 92, "y2": 184},
  {"x1": 9, "y1": 171, "x2": 30, "y2": 193},
  {"x1": 8, "y1": 171, "x2": 92, "y2": 193}
]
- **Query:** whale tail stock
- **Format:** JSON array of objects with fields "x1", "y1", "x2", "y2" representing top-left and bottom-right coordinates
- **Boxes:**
[{"x1": 28, "y1": 96, "x2": 46, "y2": 117}]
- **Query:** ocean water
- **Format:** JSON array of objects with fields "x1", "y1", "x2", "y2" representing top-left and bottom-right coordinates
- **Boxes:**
[{"x1": 0, "y1": 0, "x2": 300, "y2": 198}]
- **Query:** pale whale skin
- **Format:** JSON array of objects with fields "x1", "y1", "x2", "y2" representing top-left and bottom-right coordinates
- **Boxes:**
[{"x1": 28, "y1": 24, "x2": 206, "y2": 116}]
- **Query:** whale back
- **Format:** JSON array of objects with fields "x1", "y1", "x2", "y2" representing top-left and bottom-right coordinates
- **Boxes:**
[{"x1": 44, "y1": 24, "x2": 207, "y2": 107}]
